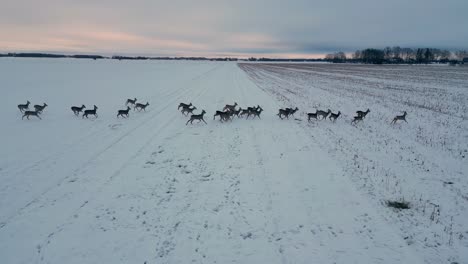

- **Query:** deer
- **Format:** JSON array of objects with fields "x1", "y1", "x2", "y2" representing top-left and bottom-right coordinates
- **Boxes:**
[
  {"x1": 351, "y1": 115, "x2": 363, "y2": 125},
  {"x1": 135, "y1": 102, "x2": 149, "y2": 111},
  {"x1": 277, "y1": 107, "x2": 299, "y2": 119},
  {"x1": 285, "y1": 107, "x2": 299, "y2": 117},
  {"x1": 307, "y1": 111, "x2": 318, "y2": 121},
  {"x1": 223, "y1": 102, "x2": 238, "y2": 112},
  {"x1": 214, "y1": 110, "x2": 231, "y2": 121},
  {"x1": 83, "y1": 105, "x2": 98, "y2": 118},
  {"x1": 186, "y1": 110, "x2": 207, "y2": 125},
  {"x1": 329, "y1": 111, "x2": 341, "y2": 122},
  {"x1": 117, "y1": 106, "x2": 131, "y2": 118},
  {"x1": 356, "y1": 109, "x2": 370, "y2": 119},
  {"x1": 71, "y1": 105, "x2": 86, "y2": 116},
  {"x1": 391, "y1": 111, "x2": 408, "y2": 124},
  {"x1": 239, "y1": 108, "x2": 251, "y2": 118},
  {"x1": 17, "y1": 101, "x2": 30, "y2": 113},
  {"x1": 247, "y1": 106, "x2": 263, "y2": 119},
  {"x1": 181, "y1": 106, "x2": 197, "y2": 116},
  {"x1": 316, "y1": 109, "x2": 331, "y2": 120},
  {"x1": 277, "y1": 109, "x2": 290, "y2": 119},
  {"x1": 22, "y1": 110, "x2": 41, "y2": 120},
  {"x1": 231, "y1": 107, "x2": 242, "y2": 118},
  {"x1": 178, "y1": 102, "x2": 192, "y2": 110},
  {"x1": 126, "y1": 98, "x2": 137, "y2": 106},
  {"x1": 34, "y1": 103, "x2": 48, "y2": 113}
]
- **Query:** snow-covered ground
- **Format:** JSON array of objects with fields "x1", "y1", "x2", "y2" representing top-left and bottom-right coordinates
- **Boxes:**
[{"x1": 0, "y1": 59, "x2": 466, "y2": 263}]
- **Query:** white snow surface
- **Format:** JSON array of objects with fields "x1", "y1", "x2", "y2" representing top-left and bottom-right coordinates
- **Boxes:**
[{"x1": 0, "y1": 59, "x2": 466, "y2": 263}]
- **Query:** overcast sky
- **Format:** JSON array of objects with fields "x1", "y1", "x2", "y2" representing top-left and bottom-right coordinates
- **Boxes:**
[{"x1": 1, "y1": 0, "x2": 467, "y2": 58}]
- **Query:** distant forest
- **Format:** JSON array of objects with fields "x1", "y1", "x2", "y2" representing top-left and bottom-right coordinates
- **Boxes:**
[
  {"x1": 1, "y1": 48, "x2": 467, "y2": 64},
  {"x1": 326, "y1": 47, "x2": 468, "y2": 64}
]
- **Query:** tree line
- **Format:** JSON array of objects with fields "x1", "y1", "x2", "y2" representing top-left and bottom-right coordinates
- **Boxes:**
[{"x1": 326, "y1": 47, "x2": 468, "y2": 64}]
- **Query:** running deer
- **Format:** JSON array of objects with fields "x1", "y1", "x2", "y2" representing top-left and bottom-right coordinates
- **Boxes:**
[
  {"x1": 117, "y1": 106, "x2": 131, "y2": 118},
  {"x1": 239, "y1": 108, "x2": 251, "y2": 118},
  {"x1": 307, "y1": 111, "x2": 318, "y2": 121},
  {"x1": 186, "y1": 110, "x2": 207, "y2": 125},
  {"x1": 277, "y1": 109, "x2": 290, "y2": 119},
  {"x1": 126, "y1": 98, "x2": 137, "y2": 106},
  {"x1": 247, "y1": 106, "x2": 263, "y2": 119},
  {"x1": 356, "y1": 109, "x2": 370, "y2": 119},
  {"x1": 232, "y1": 107, "x2": 242, "y2": 117},
  {"x1": 71, "y1": 105, "x2": 86, "y2": 116},
  {"x1": 223, "y1": 102, "x2": 238, "y2": 112},
  {"x1": 181, "y1": 106, "x2": 197, "y2": 116},
  {"x1": 17, "y1": 101, "x2": 30, "y2": 113},
  {"x1": 351, "y1": 115, "x2": 363, "y2": 125},
  {"x1": 178, "y1": 102, "x2": 192, "y2": 110},
  {"x1": 83, "y1": 105, "x2": 98, "y2": 118},
  {"x1": 34, "y1": 103, "x2": 48, "y2": 113},
  {"x1": 391, "y1": 111, "x2": 408, "y2": 124},
  {"x1": 22, "y1": 110, "x2": 41, "y2": 120},
  {"x1": 278, "y1": 107, "x2": 299, "y2": 119},
  {"x1": 286, "y1": 107, "x2": 299, "y2": 117},
  {"x1": 329, "y1": 111, "x2": 341, "y2": 122},
  {"x1": 316, "y1": 109, "x2": 331, "y2": 120},
  {"x1": 214, "y1": 110, "x2": 231, "y2": 121},
  {"x1": 135, "y1": 102, "x2": 149, "y2": 111}
]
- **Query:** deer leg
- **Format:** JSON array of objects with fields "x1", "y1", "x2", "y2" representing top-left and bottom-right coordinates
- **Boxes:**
[
  {"x1": 37, "y1": 115, "x2": 42, "y2": 120},
  {"x1": 202, "y1": 118, "x2": 207, "y2": 124}
]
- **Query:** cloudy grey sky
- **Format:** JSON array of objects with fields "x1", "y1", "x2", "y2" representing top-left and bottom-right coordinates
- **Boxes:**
[{"x1": 1, "y1": 0, "x2": 467, "y2": 58}]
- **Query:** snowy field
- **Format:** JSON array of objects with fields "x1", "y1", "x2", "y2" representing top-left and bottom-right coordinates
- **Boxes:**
[{"x1": 0, "y1": 59, "x2": 467, "y2": 263}]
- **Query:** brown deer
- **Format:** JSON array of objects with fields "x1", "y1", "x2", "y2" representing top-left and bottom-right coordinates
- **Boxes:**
[
  {"x1": 34, "y1": 103, "x2": 48, "y2": 113},
  {"x1": 307, "y1": 111, "x2": 318, "y2": 121},
  {"x1": 186, "y1": 110, "x2": 207, "y2": 125},
  {"x1": 181, "y1": 106, "x2": 197, "y2": 116},
  {"x1": 71, "y1": 105, "x2": 86, "y2": 116},
  {"x1": 351, "y1": 115, "x2": 363, "y2": 125},
  {"x1": 239, "y1": 108, "x2": 251, "y2": 118},
  {"x1": 178, "y1": 102, "x2": 192, "y2": 110},
  {"x1": 126, "y1": 98, "x2": 137, "y2": 106},
  {"x1": 277, "y1": 109, "x2": 290, "y2": 119},
  {"x1": 231, "y1": 107, "x2": 242, "y2": 118},
  {"x1": 213, "y1": 110, "x2": 231, "y2": 121},
  {"x1": 285, "y1": 107, "x2": 299, "y2": 117},
  {"x1": 356, "y1": 109, "x2": 370, "y2": 119},
  {"x1": 22, "y1": 110, "x2": 41, "y2": 120},
  {"x1": 223, "y1": 102, "x2": 238, "y2": 112},
  {"x1": 135, "y1": 102, "x2": 149, "y2": 111},
  {"x1": 316, "y1": 109, "x2": 331, "y2": 120},
  {"x1": 329, "y1": 111, "x2": 341, "y2": 122},
  {"x1": 391, "y1": 111, "x2": 407, "y2": 124},
  {"x1": 18, "y1": 101, "x2": 30, "y2": 113},
  {"x1": 247, "y1": 106, "x2": 263, "y2": 119},
  {"x1": 117, "y1": 106, "x2": 131, "y2": 118},
  {"x1": 83, "y1": 105, "x2": 98, "y2": 118}
]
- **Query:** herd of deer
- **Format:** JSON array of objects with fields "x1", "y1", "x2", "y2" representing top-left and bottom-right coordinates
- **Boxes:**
[
  {"x1": 179, "y1": 102, "x2": 265, "y2": 125},
  {"x1": 179, "y1": 102, "x2": 408, "y2": 125},
  {"x1": 18, "y1": 99, "x2": 408, "y2": 125},
  {"x1": 17, "y1": 98, "x2": 150, "y2": 120}
]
